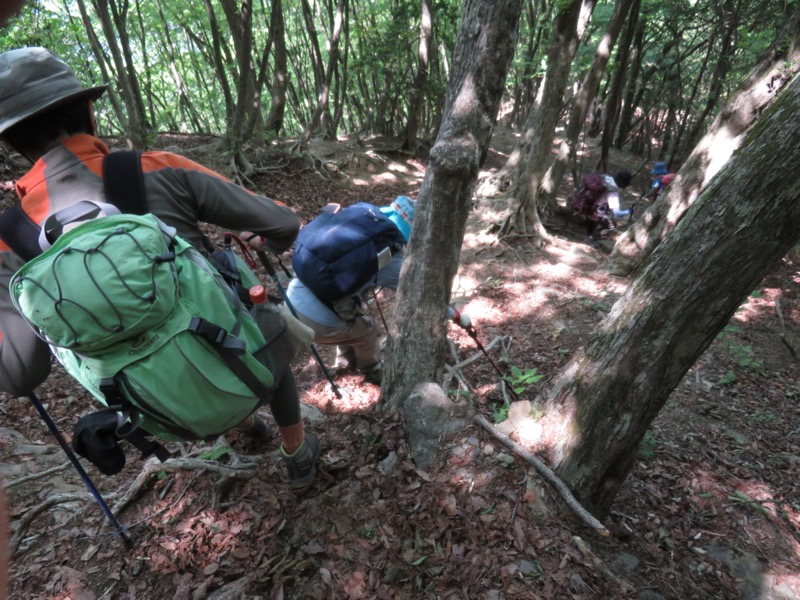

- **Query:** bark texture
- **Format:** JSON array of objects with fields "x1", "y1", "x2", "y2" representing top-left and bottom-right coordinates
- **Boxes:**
[
  {"x1": 542, "y1": 73, "x2": 800, "y2": 517},
  {"x1": 383, "y1": 0, "x2": 523, "y2": 409}
]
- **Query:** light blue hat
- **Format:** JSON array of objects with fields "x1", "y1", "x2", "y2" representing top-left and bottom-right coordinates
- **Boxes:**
[{"x1": 380, "y1": 196, "x2": 416, "y2": 241}]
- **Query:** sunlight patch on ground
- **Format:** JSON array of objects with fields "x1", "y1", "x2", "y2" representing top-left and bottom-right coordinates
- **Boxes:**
[{"x1": 350, "y1": 172, "x2": 402, "y2": 187}]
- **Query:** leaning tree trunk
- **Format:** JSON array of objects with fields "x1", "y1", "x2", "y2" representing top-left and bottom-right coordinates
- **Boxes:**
[
  {"x1": 383, "y1": 0, "x2": 523, "y2": 409},
  {"x1": 539, "y1": 72, "x2": 800, "y2": 518},
  {"x1": 607, "y1": 12, "x2": 800, "y2": 276}
]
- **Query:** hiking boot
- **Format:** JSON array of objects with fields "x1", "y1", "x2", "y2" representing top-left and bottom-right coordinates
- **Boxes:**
[
  {"x1": 363, "y1": 367, "x2": 383, "y2": 386},
  {"x1": 236, "y1": 414, "x2": 273, "y2": 444},
  {"x1": 281, "y1": 434, "x2": 321, "y2": 488}
]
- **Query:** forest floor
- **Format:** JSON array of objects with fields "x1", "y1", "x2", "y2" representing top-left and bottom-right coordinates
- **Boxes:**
[{"x1": 1, "y1": 128, "x2": 800, "y2": 600}]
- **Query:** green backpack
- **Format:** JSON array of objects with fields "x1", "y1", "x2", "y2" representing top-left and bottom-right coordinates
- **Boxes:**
[{"x1": 10, "y1": 212, "x2": 275, "y2": 442}]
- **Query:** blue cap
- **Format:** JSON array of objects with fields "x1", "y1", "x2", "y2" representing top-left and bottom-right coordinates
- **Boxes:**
[
  {"x1": 380, "y1": 196, "x2": 415, "y2": 241},
  {"x1": 651, "y1": 162, "x2": 668, "y2": 176}
]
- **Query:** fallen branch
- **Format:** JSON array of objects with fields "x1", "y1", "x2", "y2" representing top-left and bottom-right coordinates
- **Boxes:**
[
  {"x1": 3, "y1": 461, "x2": 70, "y2": 490},
  {"x1": 473, "y1": 414, "x2": 609, "y2": 536},
  {"x1": 442, "y1": 335, "x2": 505, "y2": 395}
]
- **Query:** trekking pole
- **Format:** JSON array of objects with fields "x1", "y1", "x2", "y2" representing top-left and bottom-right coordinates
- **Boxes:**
[
  {"x1": 255, "y1": 249, "x2": 343, "y2": 399},
  {"x1": 27, "y1": 393, "x2": 134, "y2": 549},
  {"x1": 447, "y1": 309, "x2": 521, "y2": 403},
  {"x1": 371, "y1": 289, "x2": 389, "y2": 332}
]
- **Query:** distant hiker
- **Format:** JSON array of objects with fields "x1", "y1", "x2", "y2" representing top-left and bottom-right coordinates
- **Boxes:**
[
  {"x1": 0, "y1": 47, "x2": 321, "y2": 487},
  {"x1": 646, "y1": 162, "x2": 676, "y2": 201},
  {"x1": 286, "y1": 197, "x2": 415, "y2": 386},
  {"x1": 572, "y1": 170, "x2": 633, "y2": 243}
]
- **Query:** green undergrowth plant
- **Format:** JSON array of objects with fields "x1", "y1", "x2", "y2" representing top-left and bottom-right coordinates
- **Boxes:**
[
  {"x1": 638, "y1": 431, "x2": 658, "y2": 460},
  {"x1": 503, "y1": 366, "x2": 544, "y2": 396},
  {"x1": 715, "y1": 315, "x2": 764, "y2": 385}
]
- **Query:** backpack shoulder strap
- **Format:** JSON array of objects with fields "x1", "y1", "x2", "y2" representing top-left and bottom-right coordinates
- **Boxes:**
[
  {"x1": 0, "y1": 203, "x2": 44, "y2": 260},
  {"x1": 103, "y1": 151, "x2": 147, "y2": 215}
]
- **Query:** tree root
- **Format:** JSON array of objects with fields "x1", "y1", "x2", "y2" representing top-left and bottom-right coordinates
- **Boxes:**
[
  {"x1": 11, "y1": 492, "x2": 92, "y2": 556},
  {"x1": 112, "y1": 452, "x2": 270, "y2": 515},
  {"x1": 3, "y1": 462, "x2": 70, "y2": 490},
  {"x1": 473, "y1": 414, "x2": 609, "y2": 536}
]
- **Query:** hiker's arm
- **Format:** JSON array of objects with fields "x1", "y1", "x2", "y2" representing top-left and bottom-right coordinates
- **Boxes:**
[
  {"x1": 0, "y1": 252, "x2": 51, "y2": 396},
  {"x1": 374, "y1": 252, "x2": 405, "y2": 290},
  {"x1": 187, "y1": 172, "x2": 300, "y2": 253},
  {"x1": 141, "y1": 154, "x2": 300, "y2": 253}
]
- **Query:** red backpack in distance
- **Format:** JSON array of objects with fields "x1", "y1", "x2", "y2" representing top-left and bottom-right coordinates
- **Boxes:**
[{"x1": 571, "y1": 173, "x2": 608, "y2": 217}]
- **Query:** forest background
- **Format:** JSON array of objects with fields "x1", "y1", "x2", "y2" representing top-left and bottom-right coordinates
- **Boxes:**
[{"x1": 1, "y1": 0, "x2": 800, "y2": 598}]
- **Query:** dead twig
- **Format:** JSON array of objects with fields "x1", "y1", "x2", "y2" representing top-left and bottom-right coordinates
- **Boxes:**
[
  {"x1": 443, "y1": 335, "x2": 506, "y2": 394},
  {"x1": 473, "y1": 414, "x2": 609, "y2": 536}
]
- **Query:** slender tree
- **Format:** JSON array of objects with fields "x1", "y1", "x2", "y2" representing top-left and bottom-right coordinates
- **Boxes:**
[
  {"x1": 504, "y1": 0, "x2": 584, "y2": 237},
  {"x1": 383, "y1": 0, "x2": 523, "y2": 409},
  {"x1": 541, "y1": 0, "x2": 636, "y2": 211},
  {"x1": 403, "y1": 0, "x2": 432, "y2": 153}
]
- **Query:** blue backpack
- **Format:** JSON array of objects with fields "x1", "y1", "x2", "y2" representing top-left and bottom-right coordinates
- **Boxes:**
[{"x1": 292, "y1": 202, "x2": 407, "y2": 302}]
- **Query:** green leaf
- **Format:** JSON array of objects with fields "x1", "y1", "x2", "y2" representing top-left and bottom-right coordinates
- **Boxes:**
[
  {"x1": 412, "y1": 556, "x2": 428, "y2": 566},
  {"x1": 200, "y1": 446, "x2": 233, "y2": 461}
]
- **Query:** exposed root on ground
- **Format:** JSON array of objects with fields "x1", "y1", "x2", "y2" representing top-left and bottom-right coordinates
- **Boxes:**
[
  {"x1": 11, "y1": 492, "x2": 93, "y2": 556},
  {"x1": 3, "y1": 462, "x2": 70, "y2": 490},
  {"x1": 112, "y1": 448, "x2": 271, "y2": 515}
]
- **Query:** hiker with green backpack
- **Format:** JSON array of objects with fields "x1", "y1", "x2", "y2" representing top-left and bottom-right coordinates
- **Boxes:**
[{"x1": 0, "y1": 47, "x2": 321, "y2": 487}]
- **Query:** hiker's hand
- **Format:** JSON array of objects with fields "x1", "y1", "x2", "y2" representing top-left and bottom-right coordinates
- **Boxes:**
[{"x1": 241, "y1": 231, "x2": 268, "y2": 251}]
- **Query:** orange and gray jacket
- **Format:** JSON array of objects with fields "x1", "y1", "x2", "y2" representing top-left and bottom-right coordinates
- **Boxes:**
[{"x1": 0, "y1": 133, "x2": 300, "y2": 396}]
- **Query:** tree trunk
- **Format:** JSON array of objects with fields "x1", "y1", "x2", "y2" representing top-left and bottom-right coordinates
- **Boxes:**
[
  {"x1": 383, "y1": 0, "x2": 523, "y2": 410},
  {"x1": 266, "y1": 0, "x2": 289, "y2": 136},
  {"x1": 219, "y1": 0, "x2": 260, "y2": 164},
  {"x1": 72, "y1": 0, "x2": 127, "y2": 134},
  {"x1": 597, "y1": 0, "x2": 641, "y2": 170},
  {"x1": 202, "y1": 0, "x2": 235, "y2": 125},
  {"x1": 613, "y1": 16, "x2": 644, "y2": 149},
  {"x1": 541, "y1": 0, "x2": 635, "y2": 212},
  {"x1": 682, "y1": 0, "x2": 741, "y2": 152},
  {"x1": 88, "y1": 0, "x2": 148, "y2": 147},
  {"x1": 542, "y1": 72, "x2": 800, "y2": 517},
  {"x1": 298, "y1": 0, "x2": 346, "y2": 149},
  {"x1": 403, "y1": 0, "x2": 432, "y2": 153},
  {"x1": 607, "y1": 12, "x2": 800, "y2": 276},
  {"x1": 506, "y1": 0, "x2": 583, "y2": 236}
]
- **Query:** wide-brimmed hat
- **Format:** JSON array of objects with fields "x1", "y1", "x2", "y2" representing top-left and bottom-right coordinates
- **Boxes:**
[
  {"x1": 651, "y1": 162, "x2": 668, "y2": 176},
  {"x1": 0, "y1": 47, "x2": 107, "y2": 135},
  {"x1": 379, "y1": 196, "x2": 416, "y2": 241}
]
